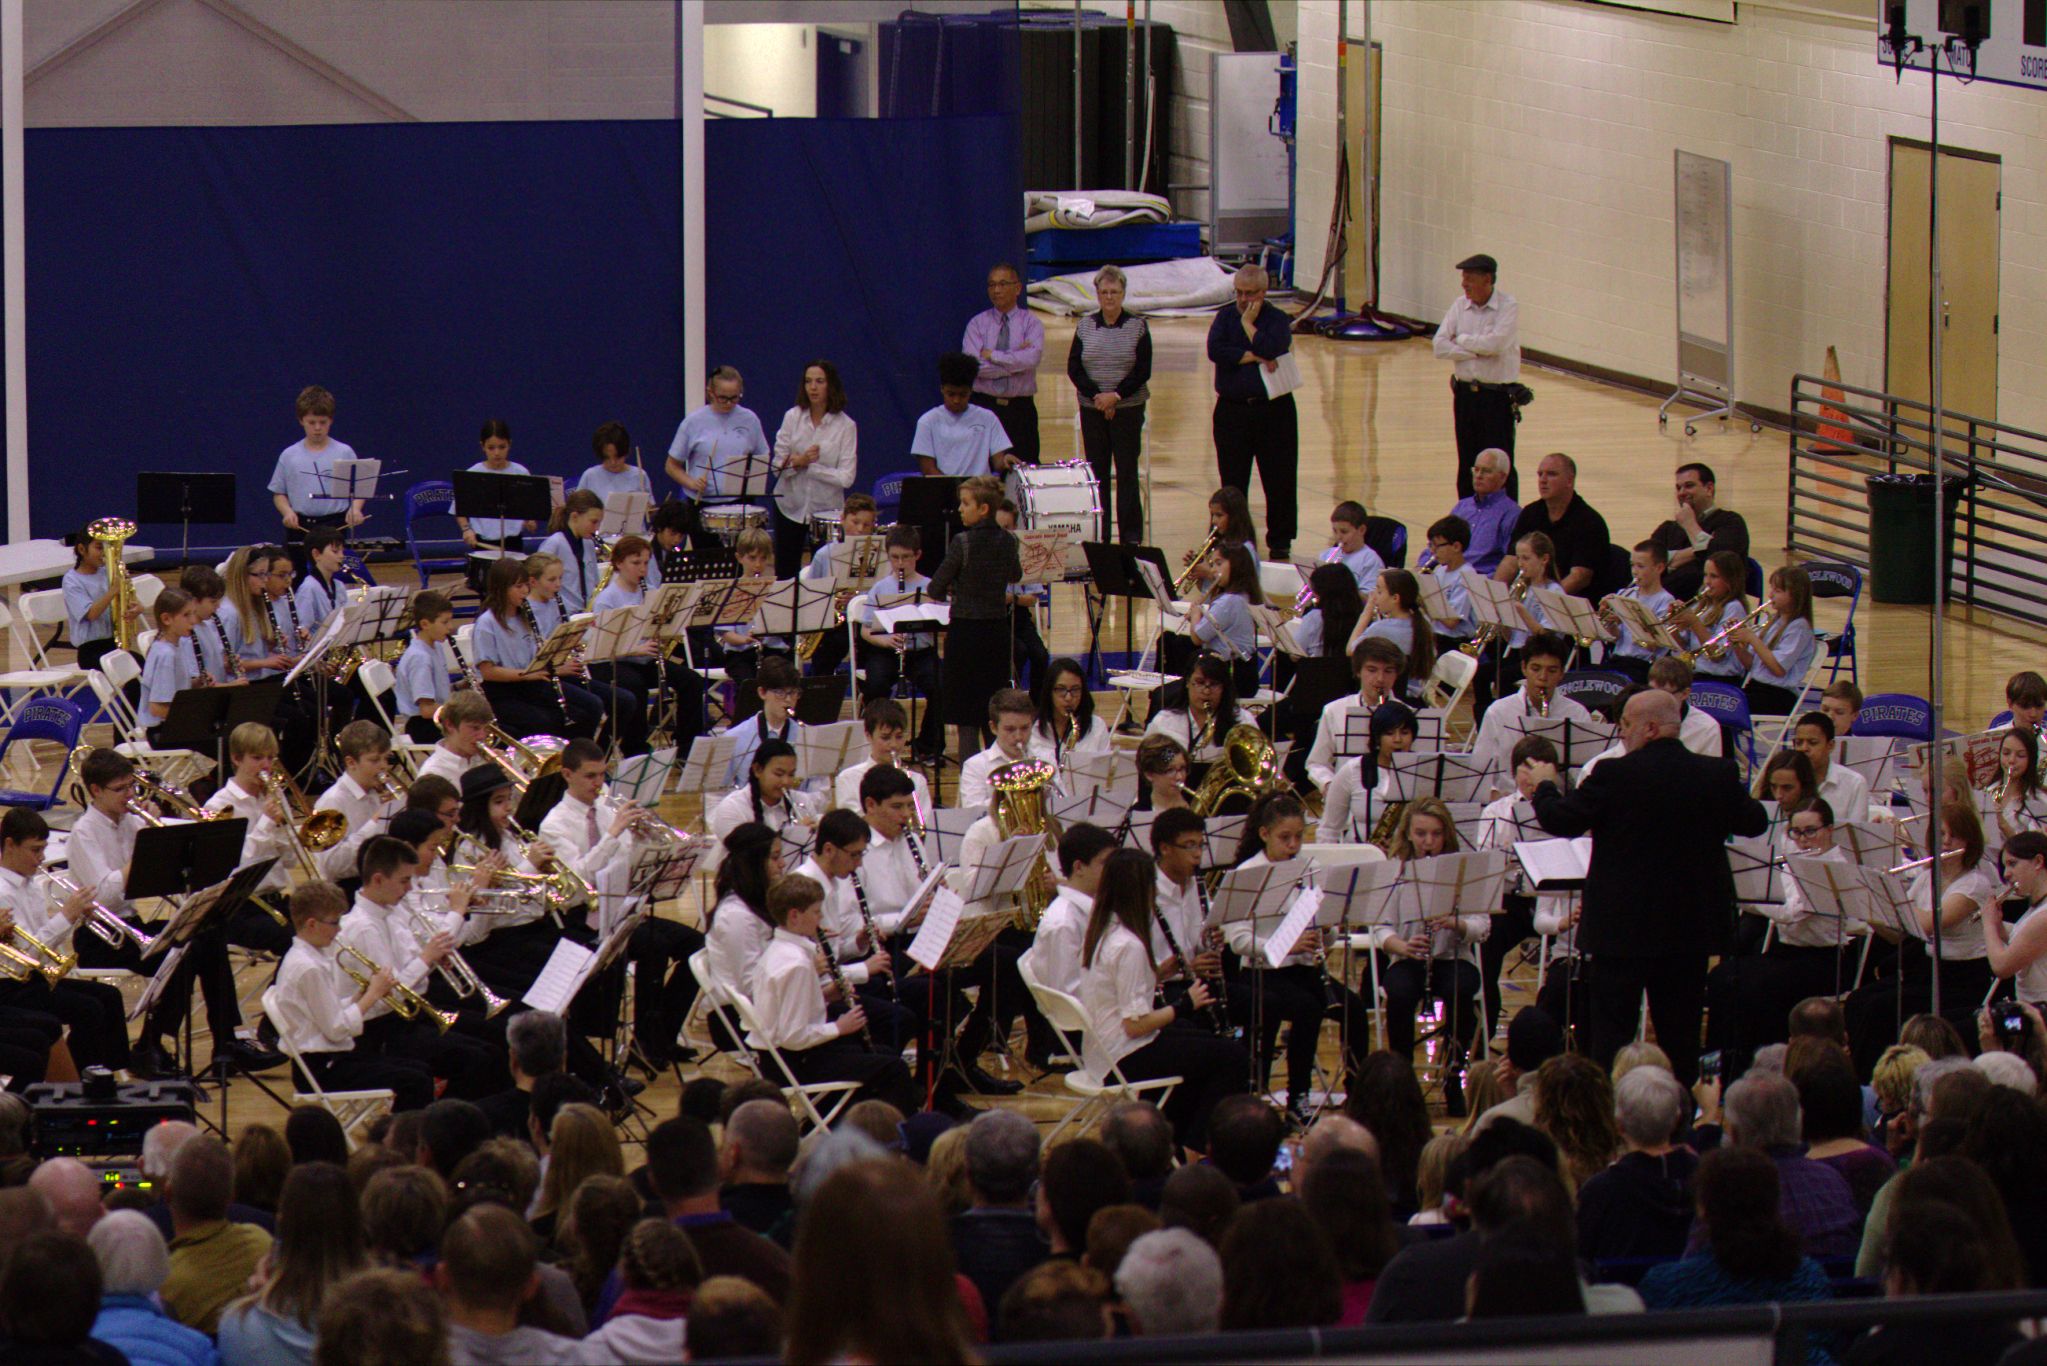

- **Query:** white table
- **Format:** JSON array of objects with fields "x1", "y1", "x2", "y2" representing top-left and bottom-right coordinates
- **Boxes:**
[{"x1": 0, "y1": 539, "x2": 153, "y2": 588}]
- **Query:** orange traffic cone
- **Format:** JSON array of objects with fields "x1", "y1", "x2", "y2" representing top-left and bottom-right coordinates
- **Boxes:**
[{"x1": 1816, "y1": 345, "x2": 1855, "y2": 452}]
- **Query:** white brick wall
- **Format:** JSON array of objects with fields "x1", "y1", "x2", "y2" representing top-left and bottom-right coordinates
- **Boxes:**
[
  {"x1": 1321, "y1": 0, "x2": 2047, "y2": 432},
  {"x1": 1294, "y1": 0, "x2": 1341, "y2": 288}
]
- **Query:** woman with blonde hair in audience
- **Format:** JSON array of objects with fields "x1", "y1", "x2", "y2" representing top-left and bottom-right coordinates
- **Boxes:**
[
  {"x1": 1531, "y1": 1054, "x2": 1619, "y2": 1193},
  {"x1": 218, "y1": 1162, "x2": 368, "y2": 1363},
  {"x1": 924, "y1": 1125, "x2": 974, "y2": 1217},
  {"x1": 1457, "y1": 1060, "x2": 1508, "y2": 1136},
  {"x1": 1871, "y1": 1043, "x2": 1930, "y2": 1159},
  {"x1": 1410, "y1": 1132, "x2": 1470, "y2": 1226},
  {"x1": 527, "y1": 1103, "x2": 623, "y2": 1245},
  {"x1": 787, "y1": 1158, "x2": 978, "y2": 1365},
  {"x1": 1611, "y1": 1040, "x2": 1674, "y2": 1082}
]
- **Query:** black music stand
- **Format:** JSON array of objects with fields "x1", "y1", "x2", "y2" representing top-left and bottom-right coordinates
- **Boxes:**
[
  {"x1": 154, "y1": 678, "x2": 285, "y2": 778},
  {"x1": 126, "y1": 820, "x2": 250, "y2": 906},
  {"x1": 1080, "y1": 541, "x2": 1174, "y2": 690},
  {"x1": 899, "y1": 476, "x2": 964, "y2": 577},
  {"x1": 138, "y1": 472, "x2": 237, "y2": 571},
  {"x1": 451, "y1": 471, "x2": 554, "y2": 557}
]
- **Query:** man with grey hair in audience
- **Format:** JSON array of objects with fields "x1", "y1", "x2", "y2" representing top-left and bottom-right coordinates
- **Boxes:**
[
  {"x1": 1451, "y1": 447, "x2": 1522, "y2": 574},
  {"x1": 950, "y1": 1108, "x2": 1046, "y2": 1335},
  {"x1": 87, "y1": 1207, "x2": 217, "y2": 1364},
  {"x1": 138, "y1": 1119, "x2": 272, "y2": 1239},
  {"x1": 478, "y1": 1008, "x2": 567, "y2": 1141},
  {"x1": 719, "y1": 1098, "x2": 800, "y2": 1242},
  {"x1": 1695, "y1": 1071, "x2": 1858, "y2": 1260},
  {"x1": 1100, "y1": 1102, "x2": 1175, "y2": 1210},
  {"x1": 28, "y1": 1157, "x2": 104, "y2": 1239},
  {"x1": 1116, "y1": 1227, "x2": 1223, "y2": 1337},
  {"x1": 1296, "y1": 1113, "x2": 1380, "y2": 1190},
  {"x1": 1576, "y1": 1066, "x2": 1695, "y2": 1265}
]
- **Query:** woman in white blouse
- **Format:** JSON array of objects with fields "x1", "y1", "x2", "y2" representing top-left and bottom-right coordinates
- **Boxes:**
[
  {"x1": 1374, "y1": 800, "x2": 1487, "y2": 1101},
  {"x1": 1078, "y1": 848, "x2": 1247, "y2": 1152},
  {"x1": 702, "y1": 821, "x2": 786, "y2": 1048},
  {"x1": 771, "y1": 360, "x2": 858, "y2": 580},
  {"x1": 1029, "y1": 658, "x2": 1112, "y2": 767}
]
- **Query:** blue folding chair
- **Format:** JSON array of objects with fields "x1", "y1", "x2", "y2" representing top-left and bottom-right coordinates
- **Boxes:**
[
  {"x1": 1558, "y1": 669, "x2": 1632, "y2": 718},
  {"x1": 404, "y1": 481, "x2": 470, "y2": 591},
  {"x1": 0, "y1": 696, "x2": 88, "y2": 809},
  {"x1": 1363, "y1": 516, "x2": 1408, "y2": 569},
  {"x1": 1850, "y1": 693, "x2": 1933, "y2": 741},
  {"x1": 871, "y1": 472, "x2": 911, "y2": 525},
  {"x1": 1803, "y1": 561, "x2": 1862, "y2": 685},
  {"x1": 1744, "y1": 557, "x2": 1765, "y2": 600},
  {"x1": 1688, "y1": 680, "x2": 1757, "y2": 774}
]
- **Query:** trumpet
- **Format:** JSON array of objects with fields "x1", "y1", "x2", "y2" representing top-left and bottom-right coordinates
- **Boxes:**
[
  {"x1": 0, "y1": 939, "x2": 45, "y2": 983},
  {"x1": 1679, "y1": 605, "x2": 1775, "y2": 665},
  {"x1": 4, "y1": 918, "x2": 75, "y2": 984},
  {"x1": 1173, "y1": 530, "x2": 1218, "y2": 598},
  {"x1": 403, "y1": 898, "x2": 509, "y2": 1017},
  {"x1": 337, "y1": 943, "x2": 457, "y2": 1032},
  {"x1": 39, "y1": 871, "x2": 159, "y2": 957}
]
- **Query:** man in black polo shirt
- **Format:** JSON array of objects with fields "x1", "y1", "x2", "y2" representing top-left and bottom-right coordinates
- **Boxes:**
[
  {"x1": 1495, "y1": 452, "x2": 1611, "y2": 596},
  {"x1": 1649, "y1": 462, "x2": 1749, "y2": 601}
]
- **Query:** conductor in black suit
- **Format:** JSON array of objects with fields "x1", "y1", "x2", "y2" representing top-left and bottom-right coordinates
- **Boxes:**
[{"x1": 1526, "y1": 690, "x2": 1768, "y2": 1084}]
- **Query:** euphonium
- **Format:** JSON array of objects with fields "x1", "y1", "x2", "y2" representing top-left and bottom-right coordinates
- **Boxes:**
[
  {"x1": 88, "y1": 518, "x2": 140, "y2": 653},
  {"x1": 991, "y1": 760, "x2": 1060, "y2": 930},
  {"x1": 475, "y1": 725, "x2": 568, "y2": 792},
  {"x1": 1459, "y1": 570, "x2": 1529, "y2": 657}
]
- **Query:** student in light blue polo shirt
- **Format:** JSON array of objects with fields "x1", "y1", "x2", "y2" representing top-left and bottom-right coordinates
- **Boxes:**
[
  {"x1": 1320, "y1": 499, "x2": 1385, "y2": 597},
  {"x1": 913, "y1": 352, "x2": 1015, "y2": 478},
  {"x1": 267, "y1": 385, "x2": 365, "y2": 570},
  {"x1": 457, "y1": 419, "x2": 538, "y2": 551}
]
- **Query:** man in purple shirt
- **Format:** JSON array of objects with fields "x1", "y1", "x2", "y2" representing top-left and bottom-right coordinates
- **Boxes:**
[
  {"x1": 1449, "y1": 448, "x2": 1521, "y2": 576},
  {"x1": 1687, "y1": 1073, "x2": 1861, "y2": 1263},
  {"x1": 962, "y1": 261, "x2": 1044, "y2": 466}
]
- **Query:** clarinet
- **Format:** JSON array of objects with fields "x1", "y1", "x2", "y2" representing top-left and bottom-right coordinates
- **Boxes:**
[
  {"x1": 449, "y1": 637, "x2": 482, "y2": 692},
  {"x1": 1194, "y1": 876, "x2": 1235, "y2": 1032},
  {"x1": 282, "y1": 587, "x2": 309, "y2": 651},
  {"x1": 1154, "y1": 901, "x2": 1227, "y2": 1034},
  {"x1": 905, "y1": 828, "x2": 929, "y2": 879},
  {"x1": 519, "y1": 602, "x2": 572, "y2": 727},
  {"x1": 187, "y1": 634, "x2": 213, "y2": 690},
  {"x1": 816, "y1": 928, "x2": 874, "y2": 1050},
  {"x1": 212, "y1": 618, "x2": 244, "y2": 681},
  {"x1": 850, "y1": 870, "x2": 897, "y2": 1002}
]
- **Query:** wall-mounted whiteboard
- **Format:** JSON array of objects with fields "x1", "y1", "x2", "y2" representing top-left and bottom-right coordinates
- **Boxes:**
[
  {"x1": 1210, "y1": 52, "x2": 1290, "y2": 255},
  {"x1": 1674, "y1": 149, "x2": 1734, "y2": 396}
]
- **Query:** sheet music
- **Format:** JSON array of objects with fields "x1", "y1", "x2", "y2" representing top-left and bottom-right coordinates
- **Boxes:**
[
  {"x1": 1263, "y1": 885, "x2": 1324, "y2": 966},
  {"x1": 1513, "y1": 837, "x2": 1592, "y2": 890},
  {"x1": 873, "y1": 602, "x2": 952, "y2": 632},
  {"x1": 522, "y1": 938, "x2": 597, "y2": 1013},
  {"x1": 906, "y1": 885, "x2": 965, "y2": 971}
]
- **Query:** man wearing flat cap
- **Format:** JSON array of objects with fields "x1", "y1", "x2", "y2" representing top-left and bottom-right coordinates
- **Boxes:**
[{"x1": 1434, "y1": 253, "x2": 1522, "y2": 500}]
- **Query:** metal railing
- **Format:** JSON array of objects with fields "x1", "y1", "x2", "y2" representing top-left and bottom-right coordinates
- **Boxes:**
[{"x1": 1787, "y1": 370, "x2": 2047, "y2": 629}]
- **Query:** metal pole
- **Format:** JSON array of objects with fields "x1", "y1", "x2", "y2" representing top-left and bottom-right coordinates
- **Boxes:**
[
  {"x1": 1141, "y1": 0, "x2": 1152, "y2": 195},
  {"x1": 680, "y1": 0, "x2": 706, "y2": 405},
  {"x1": 2, "y1": 0, "x2": 26, "y2": 543},
  {"x1": 1074, "y1": 0, "x2": 1085, "y2": 191},
  {"x1": 1333, "y1": 0, "x2": 1347, "y2": 316},
  {"x1": 1358, "y1": 0, "x2": 1373, "y2": 310},
  {"x1": 1124, "y1": 0, "x2": 1137, "y2": 190},
  {"x1": 1927, "y1": 47, "x2": 1946, "y2": 1018}
]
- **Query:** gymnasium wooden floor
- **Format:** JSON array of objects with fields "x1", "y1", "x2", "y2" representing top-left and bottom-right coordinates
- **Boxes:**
[{"x1": 27, "y1": 312, "x2": 2028, "y2": 1144}]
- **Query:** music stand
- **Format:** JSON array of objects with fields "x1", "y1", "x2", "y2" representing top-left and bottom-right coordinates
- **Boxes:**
[
  {"x1": 1383, "y1": 752, "x2": 1493, "y2": 804},
  {"x1": 1049, "y1": 789, "x2": 1132, "y2": 832},
  {"x1": 1064, "y1": 750, "x2": 1140, "y2": 800},
  {"x1": 1528, "y1": 587, "x2": 1612, "y2": 657},
  {"x1": 1786, "y1": 852, "x2": 1874, "y2": 996},
  {"x1": 677, "y1": 734, "x2": 739, "y2": 830},
  {"x1": 900, "y1": 477, "x2": 965, "y2": 578},
  {"x1": 962, "y1": 833, "x2": 1044, "y2": 909},
  {"x1": 599, "y1": 492, "x2": 652, "y2": 536},
  {"x1": 156, "y1": 681, "x2": 283, "y2": 778},
  {"x1": 612, "y1": 748, "x2": 678, "y2": 810},
  {"x1": 452, "y1": 471, "x2": 553, "y2": 558},
  {"x1": 1462, "y1": 569, "x2": 1525, "y2": 695},
  {"x1": 924, "y1": 805, "x2": 981, "y2": 863},
  {"x1": 1079, "y1": 541, "x2": 1175, "y2": 684},
  {"x1": 1211, "y1": 856, "x2": 1315, "y2": 1097},
  {"x1": 795, "y1": 721, "x2": 864, "y2": 790},
  {"x1": 137, "y1": 472, "x2": 236, "y2": 570},
  {"x1": 127, "y1": 819, "x2": 249, "y2": 908},
  {"x1": 1395, "y1": 850, "x2": 1509, "y2": 1070},
  {"x1": 1511, "y1": 715, "x2": 1618, "y2": 773}
]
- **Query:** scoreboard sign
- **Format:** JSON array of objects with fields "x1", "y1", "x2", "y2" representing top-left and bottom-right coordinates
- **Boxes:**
[{"x1": 1877, "y1": 0, "x2": 2047, "y2": 90}]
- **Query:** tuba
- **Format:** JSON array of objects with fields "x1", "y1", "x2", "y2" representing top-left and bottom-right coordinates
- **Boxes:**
[
  {"x1": 991, "y1": 759, "x2": 1060, "y2": 930},
  {"x1": 88, "y1": 519, "x2": 140, "y2": 653}
]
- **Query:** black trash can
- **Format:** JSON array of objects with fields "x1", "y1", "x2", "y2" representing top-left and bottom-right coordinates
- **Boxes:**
[{"x1": 1866, "y1": 474, "x2": 1967, "y2": 604}]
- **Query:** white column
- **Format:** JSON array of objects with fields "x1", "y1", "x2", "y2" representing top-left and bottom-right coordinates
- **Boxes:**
[
  {"x1": 680, "y1": 0, "x2": 706, "y2": 400},
  {"x1": 2, "y1": 0, "x2": 25, "y2": 542}
]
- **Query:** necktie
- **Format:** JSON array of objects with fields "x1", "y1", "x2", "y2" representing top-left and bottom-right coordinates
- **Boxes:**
[
  {"x1": 586, "y1": 804, "x2": 600, "y2": 848},
  {"x1": 995, "y1": 312, "x2": 1010, "y2": 353}
]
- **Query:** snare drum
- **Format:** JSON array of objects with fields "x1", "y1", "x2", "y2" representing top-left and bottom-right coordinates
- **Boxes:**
[
  {"x1": 1016, "y1": 459, "x2": 1102, "y2": 537},
  {"x1": 808, "y1": 508, "x2": 845, "y2": 548},
  {"x1": 699, "y1": 503, "x2": 768, "y2": 546}
]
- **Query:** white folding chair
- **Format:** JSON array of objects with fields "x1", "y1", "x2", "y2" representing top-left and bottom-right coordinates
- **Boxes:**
[
  {"x1": 1019, "y1": 957, "x2": 1180, "y2": 1145},
  {"x1": 1424, "y1": 651, "x2": 1479, "y2": 735},
  {"x1": 129, "y1": 574, "x2": 165, "y2": 611},
  {"x1": 260, "y1": 988, "x2": 393, "y2": 1149},
  {"x1": 686, "y1": 949, "x2": 753, "y2": 1069},
  {"x1": 89, "y1": 663, "x2": 210, "y2": 782},
  {"x1": 723, "y1": 981, "x2": 860, "y2": 1147},
  {"x1": 356, "y1": 658, "x2": 430, "y2": 779},
  {"x1": 0, "y1": 600, "x2": 89, "y2": 727}
]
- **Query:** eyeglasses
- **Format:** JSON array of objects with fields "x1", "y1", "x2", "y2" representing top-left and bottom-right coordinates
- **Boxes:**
[
  {"x1": 1051, "y1": 684, "x2": 1085, "y2": 697},
  {"x1": 1169, "y1": 839, "x2": 1205, "y2": 855},
  {"x1": 710, "y1": 392, "x2": 742, "y2": 404},
  {"x1": 1790, "y1": 824, "x2": 1828, "y2": 838}
]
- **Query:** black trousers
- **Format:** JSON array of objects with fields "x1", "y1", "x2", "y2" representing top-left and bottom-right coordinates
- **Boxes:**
[
  {"x1": 780, "y1": 1035, "x2": 921, "y2": 1114},
  {"x1": 1010, "y1": 605, "x2": 1050, "y2": 694},
  {"x1": 77, "y1": 921, "x2": 239, "y2": 1047},
  {"x1": 1226, "y1": 962, "x2": 1372, "y2": 1097},
  {"x1": 1587, "y1": 952, "x2": 1708, "y2": 1086},
  {"x1": 1707, "y1": 941, "x2": 1853, "y2": 1059},
  {"x1": 1113, "y1": 1023, "x2": 1251, "y2": 1151},
  {"x1": 593, "y1": 657, "x2": 702, "y2": 754},
  {"x1": 361, "y1": 1010, "x2": 506, "y2": 1102},
  {"x1": 1745, "y1": 680, "x2": 1802, "y2": 716},
  {"x1": 1845, "y1": 941, "x2": 1993, "y2": 1079},
  {"x1": 1480, "y1": 894, "x2": 1540, "y2": 1037},
  {"x1": 1451, "y1": 381, "x2": 1519, "y2": 500},
  {"x1": 971, "y1": 392, "x2": 1040, "y2": 467},
  {"x1": 297, "y1": 1047, "x2": 436, "y2": 1112},
  {"x1": 77, "y1": 638, "x2": 119, "y2": 673},
  {"x1": 771, "y1": 507, "x2": 812, "y2": 582},
  {"x1": 482, "y1": 679, "x2": 604, "y2": 746},
  {"x1": 857, "y1": 645, "x2": 945, "y2": 751},
  {"x1": 1213, "y1": 394, "x2": 1299, "y2": 556},
  {"x1": 1377, "y1": 954, "x2": 1484, "y2": 1059},
  {"x1": 1535, "y1": 955, "x2": 1593, "y2": 1045},
  {"x1": 1080, "y1": 403, "x2": 1146, "y2": 545},
  {"x1": 4, "y1": 977, "x2": 127, "y2": 1072}
]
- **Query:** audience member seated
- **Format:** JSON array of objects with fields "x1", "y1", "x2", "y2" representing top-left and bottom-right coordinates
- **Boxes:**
[
  {"x1": 1957, "y1": 1085, "x2": 2047, "y2": 1287},
  {"x1": 1472, "y1": 1006, "x2": 1564, "y2": 1133},
  {"x1": 160, "y1": 1136, "x2": 274, "y2": 1335},
  {"x1": 1116, "y1": 1227, "x2": 1222, "y2": 1338},
  {"x1": 29, "y1": 1158, "x2": 106, "y2": 1242},
  {"x1": 1531, "y1": 1054, "x2": 1619, "y2": 1194},
  {"x1": 718, "y1": 1099, "x2": 799, "y2": 1245},
  {"x1": 140, "y1": 1121, "x2": 276, "y2": 1240},
  {"x1": 1501, "y1": 453, "x2": 1612, "y2": 597},
  {"x1": 999, "y1": 1261, "x2": 1113, "y2": 1344},
  {"x1": 313, "y1": 1267, "x2": 448, "y2": 1366},
  {"x1": 218, "y1": 1162, "x2": 367, "y2": 1362},
  {"x1": 1855, "y1": 1058, "x2": 1988, "y2": 1279},
  {"x1": 0, "y1": 1230, "x2": 121, "y2": 1364},
  {"x1": 1650, "y1": 462, "x2": 1749, "y2": 603},
  {"x1": 438, "y1": 1205, "x2": 586, "y2": 1366},
  {"x1": 1206, "y1": 1095, "x2": 1286, "y2": 1201},
  {"x1": 1451, "y1": 448, "x2": 1521, "y2": 576},
  {"x1": 623, "y1": 1117, "x2": 792, "y2": 1311},
  {"x1": 86, "y1": 1210, "x2": 218, "y2": 1366},
  {"x1": 1576, "y1": 1066, "x2": 1696, "y2": 1270},
  {"x1": 578, "y1": 1219, "x2": 696, "y2": 1363},
  {"x1": 1795, "y1": 1053, "x2": 1895, "y2": 1215},
  {"x1": 1847, "y1": 1198, "x2": 2024, "y2": 1366},
  {"x1": 415, "y1": 1100, "x2": 493, "y2": 1184},
  {"x1": 284, "y1": 1107, "x2": 350, "y2": 1168},
  {"x1": 1344, "y1": 1052, "x2": 1435, "y2": 1221},
  {"x1": 951, "y1": 1110, "x2": 1047, "y2": 1335},
  {"x1": 1035, "y1": 1139, "x2": 1131, "y2": 1261},
  {"x1": 1100, "y1": 1102, "x2": 1175, "y2": 1210},
  {"x1": 1466, "y1": 1225, "x2": 1587, "y2": 1320},
  {"x1": 1219, "y1": 1199, "x2": 1342, "y2": 1331},
  {"x1": 1083, "y1": 1204, "x2": 1159, "y2": 1284},
  {"x1": 1157, "y1": 1165, "x2": 1239, "y2": 1250},
  {"x1": 1299, "y1": 1147, "x2": 1402, "y2": 1326},
  {"x1": 1697, "y1": 1072, "x2": 1858, "y2": 1263},
  {"x1": 477, "y1": 1010, "x2": 567, "y2": 1140}
]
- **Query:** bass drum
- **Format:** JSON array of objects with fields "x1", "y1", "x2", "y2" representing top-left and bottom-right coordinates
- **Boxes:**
[{"x1": 1015, "y1": 459, "x2": 1102, "y2": 538}]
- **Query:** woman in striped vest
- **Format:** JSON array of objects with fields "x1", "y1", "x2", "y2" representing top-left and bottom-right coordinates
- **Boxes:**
[{"x1": 1067, "y1": 264, "x2": 1153, "y2": 546}]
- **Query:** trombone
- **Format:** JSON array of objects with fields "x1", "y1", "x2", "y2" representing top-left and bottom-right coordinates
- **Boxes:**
[
  {"x1": 39, "y1": 871, "x2": 159, "y2": 957},
  {"x1": 337, "y1": 944, "x2": 457, "y2": 1032},
  {"x1": 403, "y1": 898, "x2": 509, "y2": 1017}
]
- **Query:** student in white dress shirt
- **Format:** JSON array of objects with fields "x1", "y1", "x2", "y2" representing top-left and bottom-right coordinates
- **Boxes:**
[
  {"x1": 1789, "y1": 712, "x2": 1870, "y2": 828},
  {"x1": 1646, "y1": 656, "x2": 1725, "y2": 759},
  {"x1": 1374, "y1": 799, "x2": 1489, "y2": 1112},
  {"x1": 1470, "y1": 632, "x2": 1592, "y2": 796},
  {"x1": 1989, "y1": 728, "x2": 2047, "y2": 843},
  {"x1": 1983, "y1": 830, "x2": 2047, "y2": 1007},
  {"x1": 771, "y1": 360, "x2": 859, "y2": 581},
  {"x1": 1144, "y1": 656, "x2": 1244, "y2": 771},
  {"x1": 340, "y1": 836, "x2": 505, "y2": 1099},
  {"x1": 1305, "y1": 638, "x2": 1403, "y2": 792},
  {"x1": 457, "y1": 419, "x2": 537, "y2": 552},
  {"x1": 1134, "y1": 734, "x2": 1192, "y2": 815},
  {"x1": 575, "y1": 421, "x2": 654, "y2": 526},
  {"x1": 393, "y1": 590, "x2": 460, "y2": 746},
  {"x1": 701, "y1": 822, "x2": 785, "y2": 1052},
  {"x1": 415, "y1": 690, "x2": 497, "y2": 789},
  {"x1": 137, "y1": 588, "x2": 204, "y2": 734},
  {"x1": 791, "y1": 810, "x2": 930, "y2": 1063},
  {"x1": 707, "y1": 739, "x2": 816, "y2": 863},
  {"x1": 834, "y1": 699, "x2": 934, "y2": 815},
  {"x1": 746, "y1": 872, "x2": 919, "y2": 1112},
  {"x1": 448, "y1": 763, "x2": 570, "y2": 994},
  {"x1": 196, "y1": 722, "x2": 299, "y2": 954},
  {"x1": 1144, "y1": 808, "x2": 1229, "y2": 1027},
  {"x1": 854, "y1": 528, "x2": 946, "y2": 758},
  {"x1": 1477, "y1": 734, "x2": 1564, "y2": 1037},
  {"x1": 268, "y1": 881, "x2": 434, "y2": 1111},
  {"x1": 957, "y1": 688, "x2": 1042, "y2": 814},
  {"x1": 1707, "y1": 798, "x2": 1865, "y2": 1060},
  {"x1": 1020, "y1": 823, "x2": 1119, "y2": 999},
  {"x1": 308, "y1": 719, "x2": 401, "y2": 885},
  {"x1": 0, "y1": 806, "x2": 131, "y2": 1073},
  {"x1": 1224, "y1": 793, "x2": 1375, "y2": 1114},
  {"x1": 536, "y1": 737, "x2": 703, "y2": 1068},
  {"x1": 67, "y1": 748, "x2": 264, "y2": 1079},
  {"x1": 1316, "y1": 701, "x2": 1418, "y2": 845},
  {"x1": 851, "y1": 765, "x2": 940, "y2": 945},
  {"x1": 1078, "y1": 848, "x2": 1248, "y2": 1151},
  {"x1": 1028, "y1": 657, "x2": 1112, "y2": 770}
]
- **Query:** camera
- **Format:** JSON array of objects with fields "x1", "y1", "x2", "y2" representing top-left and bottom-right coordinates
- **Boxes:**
[{"x1": 1996, "y1": 1002, "x2": 2029, "y2": 1040}]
